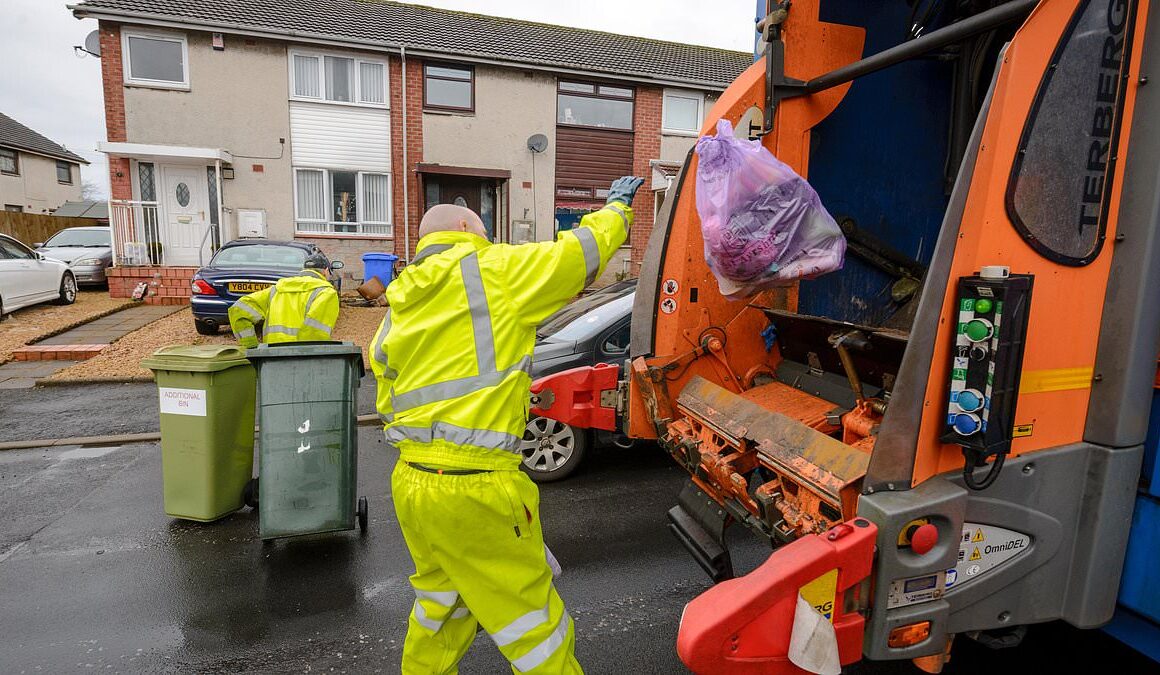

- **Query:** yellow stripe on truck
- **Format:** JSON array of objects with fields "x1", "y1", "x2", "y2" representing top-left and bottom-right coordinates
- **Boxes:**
[{"x1": 1019, "y1": 367, "x2": 1094, "y2": 394}]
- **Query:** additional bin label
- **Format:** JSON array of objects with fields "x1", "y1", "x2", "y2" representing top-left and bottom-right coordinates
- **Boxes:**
[{"x1": 159, "y1": 387, "x2": 207, "y2": 416}]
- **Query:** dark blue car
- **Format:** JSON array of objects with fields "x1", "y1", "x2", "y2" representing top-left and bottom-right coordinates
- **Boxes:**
[{"x1": 190, "y1": 239, "x2": 344, "y2": 335}]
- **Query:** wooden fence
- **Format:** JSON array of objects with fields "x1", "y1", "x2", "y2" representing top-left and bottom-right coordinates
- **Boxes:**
[{"x1": 0, "y1": 212, "x2": 102, "y2": 246}]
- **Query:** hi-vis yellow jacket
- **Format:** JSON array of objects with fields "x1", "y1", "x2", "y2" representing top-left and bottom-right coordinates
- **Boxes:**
[
  {"x1": 228, "y1": 269, "x2": 340, "y2": 348},
  {"x1": 370, "y1": 203, "x2": 632, "y2": 470}
]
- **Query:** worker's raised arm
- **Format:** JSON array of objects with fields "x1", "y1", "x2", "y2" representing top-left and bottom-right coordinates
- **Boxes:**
[
  {"x1": 368, "y1": 309, "x2": 395, "y2": 420},
  {"x1": 228, "y1": 287, "x2": 272, "y2": 348},
  {"x1": 502, "y1": 176, "x2": 642, "y2": 326}
]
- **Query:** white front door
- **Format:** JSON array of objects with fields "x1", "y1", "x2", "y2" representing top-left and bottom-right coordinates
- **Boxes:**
[{"x1": 160, "y1": 165, "x2": 210, "y2": 266}]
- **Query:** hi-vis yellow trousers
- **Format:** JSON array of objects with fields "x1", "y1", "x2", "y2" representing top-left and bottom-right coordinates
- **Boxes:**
[{"x1": 392, "y1": 462, "x2": 583, "y2": 674}]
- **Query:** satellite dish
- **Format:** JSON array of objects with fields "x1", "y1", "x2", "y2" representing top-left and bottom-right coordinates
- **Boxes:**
[
  {"x1": 526, "y1": 133, "x2": 548, "y2": 153},
  {"x1": 84, "y1": 30, "x2": 102, "y2": 57}
]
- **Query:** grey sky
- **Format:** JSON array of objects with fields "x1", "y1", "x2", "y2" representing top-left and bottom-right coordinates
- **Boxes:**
[{"x1": 0, "y1": 0, "x2": 756, "y2": 199}]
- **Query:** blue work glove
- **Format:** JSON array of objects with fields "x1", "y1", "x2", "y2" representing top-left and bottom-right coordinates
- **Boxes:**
[{"x1": 606, "y1": 176, "x2": 644, "y2": 206}]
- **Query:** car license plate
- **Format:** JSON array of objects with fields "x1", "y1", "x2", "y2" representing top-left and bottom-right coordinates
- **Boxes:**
[{"x1": 227, "y1": 282, "x2": 272, "y2": 293}]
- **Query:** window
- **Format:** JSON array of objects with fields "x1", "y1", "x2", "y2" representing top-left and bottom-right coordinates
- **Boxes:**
[
  {"x1": 290, "y1": 50, "x2": 388, "y2": 106},
  {"x1": 56, "y1": 161, "x2": 72, "y2": 185},
  {"x1": 557, "y1": 81, "x2": 634, "y2": 130},
  {"x1": 294, "y1": 167, "x2": 391, "y2": 235},
  {"x1": 663, "y1": 90, "x2": 704, "y2": 134},
  {"x1": 424, "y1": 64, "x2": 474, "y2": 111},
  {"x1": 0, "y1": 237, "x2": 33, "y2": 260},
  {"x1": 1007, "y1": 0, "x2": 1133, "y2": 265},
  {"x1": 0, "y1": 148, "x2": 17, "y2": 175},
  {"x1": 122, "y1": 31, "x2": 188, "y2": 88},
  {"x1": 4, "y1": 205, "x2": 22, "y2": 213}
]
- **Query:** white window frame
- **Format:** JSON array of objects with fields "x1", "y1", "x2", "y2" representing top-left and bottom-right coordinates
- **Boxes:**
[
  {"x1": 662, "y1": 89, "x2": 705, "y2": 136},
  {"x1": 122, "y1": 29, "x2": 190, "y2": 90},
  {"x1": 293, "y1": 167, "x2": 393, "y2": 237},
  {"x1": 289, "y1": 48, "x2": 390, "y2": 109}
]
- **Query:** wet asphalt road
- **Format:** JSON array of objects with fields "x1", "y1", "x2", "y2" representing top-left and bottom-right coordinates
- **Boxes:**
[{"x1": 1, "y1": 380, "x2": 1154, "y2": 673}]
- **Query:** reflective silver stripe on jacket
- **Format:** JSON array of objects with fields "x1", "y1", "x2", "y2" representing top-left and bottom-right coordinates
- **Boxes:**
[
  {"x1": 303, "y1": 317, "x2": 332, "y2": 335},
  {"x1": 233, "y1": 299, "x2": 264, "y2": 321},
  {"x1": 603, "y1": 204, "x2": 629, "y2": 236},
  {"x1": 234, "y1": 327, "x2": 256, "y2": 339},
  {"x1": 265, "y1": 324, "x2": 299, "y2": 337},
  {"x1": 460, "y1": 253, "x2": 497, "y2": 374},
  {"x1": 268, "y1": 286, "x2": 276, "y2": 304},
  {"x1": 390, "y1": 356, "x2": 532, "y2": 413},
  {"x1": 384, "y1": 421, "x2": 522, "y2": 453},
  {"x1": 412, "y1": 243, "x2": 455, "y2": 266},
  {"x1": 372, "y1": 309, "x2": 394, "y2": 375},
  {"x1": 510, "y1": 613, "x2": 571, "y2": 672},
  {"x1": 572, "y1": 227, "x2": 601, "y2": 286},
  {"x1": 304, "y1": 286, "x2": 325, "y2": 314}
]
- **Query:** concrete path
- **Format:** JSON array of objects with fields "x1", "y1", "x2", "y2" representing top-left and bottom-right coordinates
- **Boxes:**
[
  {"x1": 0, "y1": 360, "x2": 78, "y2": 389},
  {"x1": 37, "y1": 304, "x2": 180, "y2": 345}
]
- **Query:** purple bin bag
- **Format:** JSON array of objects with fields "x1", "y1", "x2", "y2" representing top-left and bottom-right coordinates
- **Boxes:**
[{"x1": 695, "y1": 119, "x2": 846, "y2": 299}]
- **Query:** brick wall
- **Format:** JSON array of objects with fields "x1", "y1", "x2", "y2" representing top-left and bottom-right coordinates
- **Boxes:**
[
  {"x1": 107, "y1": 266, "x2": 197, "y2": 304},
  {"x1": 389, "y1": 54, "x2": 425, "y2": 260},
  {"x1": 295, "y1": 235, "x2": 395, "y2": 284},
  {"x1": 99, "y1": 21, "x2": 132, "y2": 200},
  {"x1": 631, "y1": 86, "x2": 663, "y2": 269}
]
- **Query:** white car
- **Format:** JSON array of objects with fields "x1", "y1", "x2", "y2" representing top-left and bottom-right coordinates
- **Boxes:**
[{"x1": 0, "y1": 233, "x2": 77, "y2": 317}]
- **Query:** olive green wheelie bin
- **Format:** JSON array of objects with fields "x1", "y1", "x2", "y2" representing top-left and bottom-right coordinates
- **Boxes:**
[
  {"x1": 246, "y1": 342, "x2": 366, "y2": 540},
  {"x1": 141, "y1": 345, "x2": 256, "y2": 522}
]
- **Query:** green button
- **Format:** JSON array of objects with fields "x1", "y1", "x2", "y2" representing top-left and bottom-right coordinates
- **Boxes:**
[
  {"x1": 975, "y1": 298, "x2": 993, "y2": 314},
  {"x1": 965, "y1": 318, "x2": 993, "y2": 342}
]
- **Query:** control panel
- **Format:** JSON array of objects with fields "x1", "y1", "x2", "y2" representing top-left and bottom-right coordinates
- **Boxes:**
[{"x1": 940, "y1": 268, "x2": 1033, "y2": 484}]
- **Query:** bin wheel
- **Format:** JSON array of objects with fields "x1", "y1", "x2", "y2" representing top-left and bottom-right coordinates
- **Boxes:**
[
  {"x1": 357, "y1": 496, "x2": 368, "y2": 534},
  {"x1": 244, "y1": 478, "x2": 259, "y2": 509}
]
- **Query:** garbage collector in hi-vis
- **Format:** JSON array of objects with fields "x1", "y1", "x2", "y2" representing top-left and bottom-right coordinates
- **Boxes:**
[
  {"x1": 227, "y1": 260, "x2": 340, "y2": 348},
  {"x1": 369, "y1": 176, "x2": 643, "y2": 673}
]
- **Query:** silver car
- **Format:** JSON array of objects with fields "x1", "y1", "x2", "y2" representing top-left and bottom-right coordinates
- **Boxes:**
[{"x1": 35, "y1": 226, "x2": 113, "y2": 286}]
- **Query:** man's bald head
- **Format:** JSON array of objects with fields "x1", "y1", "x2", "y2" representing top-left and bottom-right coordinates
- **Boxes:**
[{"x1": 418, "y1": 204, "x2": 488, "y2": 239}]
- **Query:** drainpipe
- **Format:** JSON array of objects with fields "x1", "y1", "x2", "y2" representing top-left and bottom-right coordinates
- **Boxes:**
[{"x1": 401, "y1": 45, "x2": 411, "y2": 263}]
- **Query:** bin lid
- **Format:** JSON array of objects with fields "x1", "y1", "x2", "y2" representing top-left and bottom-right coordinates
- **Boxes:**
[
  {"x1": 245, "y1": 341, "x2": 364, "y2": 361},
  {"x1": 140, "y1": 345, "x2": 252, "y2": 373},
  {"x1": 362, "y1": 253, "x2": 399, "y2": 261}
]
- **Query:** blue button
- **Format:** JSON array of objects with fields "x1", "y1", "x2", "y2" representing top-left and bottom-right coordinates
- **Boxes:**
[
  {"x1": 953, "y1": 413, "x2": 982, "y2": 436},
  {"x1": 956, "y1": 389, "x2": 984, "y2": 413}
]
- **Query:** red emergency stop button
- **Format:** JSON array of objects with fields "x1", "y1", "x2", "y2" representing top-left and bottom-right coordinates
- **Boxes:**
[{"x1": 911, "y1": 523, "x2": 939, "y2": 555}]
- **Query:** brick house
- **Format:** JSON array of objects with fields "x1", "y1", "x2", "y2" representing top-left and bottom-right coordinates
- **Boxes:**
[{"x1": 70, "y1": 0, "x2": 748, "y2": 301}]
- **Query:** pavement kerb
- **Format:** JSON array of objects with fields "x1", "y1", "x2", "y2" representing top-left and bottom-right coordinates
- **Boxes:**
[
  {"x1": 38, "y1": 375, "x2": 155, "y2": 386},
  {"x1": 0, "y1": 413, "x2": 384, "y2": 451}
]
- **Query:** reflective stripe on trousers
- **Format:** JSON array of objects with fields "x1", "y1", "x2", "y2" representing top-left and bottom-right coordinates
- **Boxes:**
[
  {"x1": 384, "y1": 421, "x2": 522, "y2": 453},
  {"x1": 412, "y1": 588, "x2": 471, "y2": 634},
  {"x1": 489, "y1": 604, "x2": 573, "y2": 672}
]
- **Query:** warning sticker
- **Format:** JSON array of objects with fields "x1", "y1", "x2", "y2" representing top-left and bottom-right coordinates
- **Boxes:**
[
  {"x1": 660, "y1": 297, "x2": 678, "y2": 314},
  {"x1": 1013, "y1": 424, "x2": 1034, "y2": 438},
  {"x1": 946, "y1": 522, "x2": 1031, "y2": 590},
  {"x1": 159, "y1": 387, "x2": 207, "y2": 417},
  {"x1": 662, "y1": 278, "x2": 680, "y2": 296},
  {"x1": 799, "y1": 569, "x2": 838, "y2": 622}
]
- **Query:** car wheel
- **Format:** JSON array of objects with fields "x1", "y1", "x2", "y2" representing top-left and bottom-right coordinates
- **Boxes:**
[
  {"x1": 194, "y1": 319, "x2": 219, "y2": 336},
  {"x1": 520, "y1": 416, "x2": 588, "y2": 482},
  {"x1": 55, "y1": 273, "x2": 77, "y2": 305}
]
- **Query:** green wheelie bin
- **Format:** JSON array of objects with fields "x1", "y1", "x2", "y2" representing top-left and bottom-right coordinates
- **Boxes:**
[
  {"x1": 141, "y1": 345, "x2": 256, "y2": 522},
  {"x1": 246, "y1": 341, "x2": 367, "y2": 540}
]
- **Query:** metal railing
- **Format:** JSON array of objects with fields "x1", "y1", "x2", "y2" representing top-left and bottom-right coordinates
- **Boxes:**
[{"x1": 109, "y1": 200, "x2": 162, "y2": 266}]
